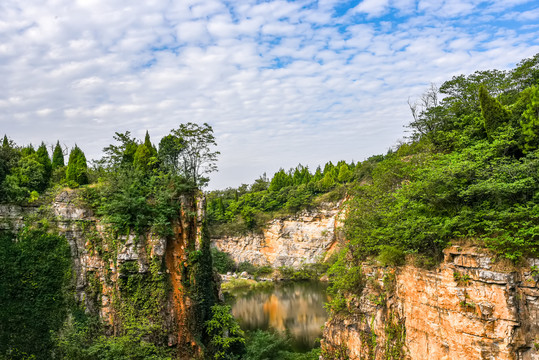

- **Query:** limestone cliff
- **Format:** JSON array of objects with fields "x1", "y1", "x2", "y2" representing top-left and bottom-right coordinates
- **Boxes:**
[
  {"x1": 212, "y1": 201, "x2": 345, "y2": 267},
  {"x1": 321, "y1": 246, "x2": 539, "y2": 360},
  {"x1": 0, "y1": 189, "x2": 210, "y2": 358}
]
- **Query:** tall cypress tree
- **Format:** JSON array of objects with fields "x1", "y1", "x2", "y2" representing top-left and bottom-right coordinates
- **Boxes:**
[
  {"x1": 21, "y1": 145, "x2": 35, "y2": 157},
  {"x1": 66, "y1": 146, "x2": 88, "y2": 185},
  {"x1": 51, "y1": 141, "x2": 64, "y2": 169},
  {"x1": 36, "y1": 143, "x2": 52, "y2": 185},
  {"x1": 143, "y1": 131, "x2": 156, "y2": 155},
  {"x1": 479, "y1": 85, "x2": 511, "y2": 139}
]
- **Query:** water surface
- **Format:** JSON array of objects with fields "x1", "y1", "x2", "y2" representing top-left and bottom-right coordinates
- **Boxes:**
[{"x1": 225, "y1": 281, "x2": 329, "y2": 352}]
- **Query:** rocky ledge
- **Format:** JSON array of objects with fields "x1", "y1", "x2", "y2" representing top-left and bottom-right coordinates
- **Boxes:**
[
  {"x1": 321, "y1": 246, "x2": 539, "y2": 360},
  {"x1": 212, "y1": 201, "x2": 345, "y2": 267}
]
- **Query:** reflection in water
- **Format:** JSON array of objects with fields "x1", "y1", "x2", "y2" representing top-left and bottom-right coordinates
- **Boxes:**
[{"x1": 226, "y1": 282, "x2": 329, "y2": 352}]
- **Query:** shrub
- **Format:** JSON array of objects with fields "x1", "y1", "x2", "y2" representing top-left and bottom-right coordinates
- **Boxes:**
[
  {"x1": 376, "y1": 246, "x2": 405, "y2": 266},
  {"x1": 212, "y1": 248, "x2": 236, "y2": 274},
  {"x1": 237, "y1": 261, "x2": 257, "y2": 275},
  {"x1": 205, "y1": 304, "x2": 246, "y2": 360}
]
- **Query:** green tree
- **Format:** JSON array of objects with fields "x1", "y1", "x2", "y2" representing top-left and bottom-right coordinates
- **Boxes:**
[
  {"x1": 133, "y1": 144, "x2": 152, "y2": 173},
  {"x1": 158, "y1": 134, "x2": 185, "y2": 173},
  {"x1": 205, "y1": 305, "x2": 246, "y2": 360},
  {"x1": 479, "y1": 85, "x2": 511, "y2": 139},
  {"x1": 520, "y1": 86, "x2": 539, "y2": 151},
  {"x1": 166, "y1": 123, "x2": 219, "y2": 187},
  {"x1": 52, "y1": 141, "x2": 65, "y2": 169},
  {"x1": 36, "y1": 142, "x2": 52, "y2": 188},
  {"x1": 103, "y1": 131, "x2": 139, "y2": 169},
  {"x1": 0, "y1": 136, "x2": 20, "y2": 201},
  {"x1": 66, "y1": 146, "x2": 88, "y2": 185},
  {"x1": 337, "y1": 163, "x2": 353, "y2": 183},
  {"x1": 144, "y1": 130, "x2": 158, "y2": 157},
  {"x1": 21, "y1": 145, "x2": 35, "y2": 157},
  {"x1": 11, "y1": 155, "x2": 46, "y2": 194},
  {"x1": 269, "y1": 169, "x2": 291, "y2": 192}
]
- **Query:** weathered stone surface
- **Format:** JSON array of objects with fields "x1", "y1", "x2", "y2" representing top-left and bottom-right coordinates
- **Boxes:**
[
  {"x1": 0, "y1": 204, "x2": 36, "y2": 230},
  {"x1": 212, "y1": 201, "x2": 345, "y2": 267},
  {"x1": 321, "y1": 246, "x2": 539, "y2": 360},
  {"x1": 0, "y1": 190, "x2": 207, "y2": 357}
]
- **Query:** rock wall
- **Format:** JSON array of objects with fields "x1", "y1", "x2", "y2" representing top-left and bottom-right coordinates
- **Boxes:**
[
  {"x1": 321, "y1": 246, "x2": 539, "y2": 360},
  {"x1": 212, "y1": 201, "x2": 345, "y2": 267},
  {"x1": 0, "y1": 189, "x2": 207, "y2": 358}
]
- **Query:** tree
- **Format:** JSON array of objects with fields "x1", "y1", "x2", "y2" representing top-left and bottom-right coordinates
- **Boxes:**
[
  {"x1": 144, "y1": 130, "x2": 158, "y2": 157},
  {"x1": 66, "y1": 146, "x2": 88, "y2": 185},
  {"x1": 479, "y1": 85, "x2": 511, "y2": 139},
  {"x1": 268, "y1": 169, "x2": 290, "y2": 192},
  {"x1": 337, "y1": 163, "x2": 353, "y2": 183},
  {"x1": 205, "y1": 304, "x2": 245, "y2": 360},
  {"x1": 250, "y1": 173, "x2": 269, "y2": 192},
  {"x1": 52, "y1": 141, "x2": 65, "y2": 169},
  {"x1": 36, "y1": 143, "x2": 52, "y2": 187},
  {"x1": 10, "y1": 155, "x2": 46, "y2": 194},
  {"x1": 162, "y1": 123, "x2": 219, "y2": 187},
  {"x1": 133, "y1": 143, "x2": 152, "y2": 173},
  {"x1": 158, "y1": 134, "x2": 185, "y2": 174},
  {"x1": 21, "y1": 145, "x2": 35, "y2": 157},
  {"x1": 520, "y1": 86, "x2": 539, "y2": 152},
  {"x1": 102, "y1": 131, "x2": 139, "y2": 169},
  {"x1": 407, "y1": 83, "x2": 443, "y2": 141},
  {"x1": 0, "y1": 136, "x2": 20, "y2": 201},
  {"x1": 509, "y1": 53, "x2": 539, "y2": 92}
]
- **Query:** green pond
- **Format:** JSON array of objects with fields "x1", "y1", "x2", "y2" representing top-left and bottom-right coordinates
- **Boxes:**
[{"x1": 225, "y1": 281, "x2": 329, "y2": 352}]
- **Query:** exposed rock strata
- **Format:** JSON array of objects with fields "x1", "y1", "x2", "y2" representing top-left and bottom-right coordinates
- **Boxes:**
[
  {"x1": 321, "y1": 246, "x2": 539, "y2": 360},
  {"x1": 212, "y1": 201, "x2": 345, "y2": 267},
  {"x1": 0, "y1": 190, "x2": 207, "y2": 357}
]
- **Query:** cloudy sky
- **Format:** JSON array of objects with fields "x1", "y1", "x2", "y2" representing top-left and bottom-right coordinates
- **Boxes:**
[{"x1": 1, "y1": 0, "x2": 538, "y2": 189}]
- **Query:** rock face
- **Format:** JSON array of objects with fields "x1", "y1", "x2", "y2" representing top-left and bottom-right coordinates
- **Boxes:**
[
  {"x1": 0, "y1": 190, "x2": 207, "y2": 358},
  {"x1": 321, "y1": 246, "x2": 539, "y2": 360},
  {"x1": 212, "y1": 201, "x2": 345, "y2": 267}
]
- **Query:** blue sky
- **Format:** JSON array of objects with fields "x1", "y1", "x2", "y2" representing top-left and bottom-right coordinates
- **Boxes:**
[{"x1": 1, "y1": 0, "x2": 538, "y2": 189}]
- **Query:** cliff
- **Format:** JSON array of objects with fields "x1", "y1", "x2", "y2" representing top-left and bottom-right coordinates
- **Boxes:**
[
  {"x1": 0, "y1": 189, "x2": 210, "y2": 358},
  {"x1": 212, "y1": 201, "x2": 345, "y2": 267},
  {"x1": 321, "y1": 246, "x2": 539, "y2": 360}
]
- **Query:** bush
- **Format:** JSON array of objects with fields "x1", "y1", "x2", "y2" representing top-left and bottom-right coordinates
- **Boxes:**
[
  {"x1": 244, "y1": 330, "x2": 320, "y2": 360},
  {"x1": 376, "y1": 246, "x2": 405, "y2": 266},
  {"x1": 244, "y1": 330, "x2": 292, "y2": 360},
  {"x1": 254, "y1": 265, "x2": 274, "y2": 278},
  {"x1": 205, "y1": 305, "x2": 246, "y2": 360},
  {"x1": 211, "y1": 248, "x2": 236, "y2": 274},
  {"x1": 276, "y1": 263, "x2": 328, "y2": 281},
  {"x1": 237, "y1": 261, "x2": 257, "y2": 275}
]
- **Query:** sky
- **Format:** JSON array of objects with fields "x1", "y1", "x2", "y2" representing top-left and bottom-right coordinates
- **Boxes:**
[{"x1": 1, "y1": 0, "x2": 539, "y2": 189}]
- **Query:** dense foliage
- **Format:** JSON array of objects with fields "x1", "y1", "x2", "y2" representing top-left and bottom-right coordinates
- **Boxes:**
[
  {"x1": 0, "y1": 123, "x2": 220, "y2": 359},
  {"x1": 326, "y1": 53, "x2": 539, "y2": 314},
  {"x1": 0, "y1": 136, "x2": 86, "y2": 203},
  {"x1": 87, "y1": 123, "x2": 219, "y2": 236},
  {"x1": 0, "y1": 229, "x2": 71, "y2": 360},
  {"x1": 207, "y1": 160, "x2": 365, "y2": 235},
  {"x1": 243, "y1": 330, "x2": 320, "y2": 360}
]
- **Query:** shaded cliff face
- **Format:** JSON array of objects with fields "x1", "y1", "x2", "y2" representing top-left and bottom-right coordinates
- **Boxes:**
[
  {"x1": 212, "y1": 201, "x2": 345, "y2": 267},
  {"x1": 0, "y1": 189, "x2": 208, "y2": 357},
  {"x1": 321, "y1": 246, "x2": 539, "y2": 360}
]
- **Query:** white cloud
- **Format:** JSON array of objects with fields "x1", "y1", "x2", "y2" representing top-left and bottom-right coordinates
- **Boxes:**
[
  {"x1": 0, "y1": 0, "x2": 538, "y2": 188},
  {"x1": 352, "y1": 0, "x2": 391, "y2": 17}
]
